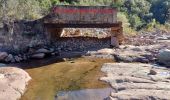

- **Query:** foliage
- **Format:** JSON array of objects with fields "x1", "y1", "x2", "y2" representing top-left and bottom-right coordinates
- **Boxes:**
[
  {"x1": 0, "y1": 0, "x2": 42, "y2": 20},
  {"x1": 0, "y1": 0, "x2": 170, "y2": 32},
  {"x1": 150, "y1": 0, "x2": 170, "y2": 24},
  {"x1": 117, "y1": 12, "x2": 135, "y2": 35}
]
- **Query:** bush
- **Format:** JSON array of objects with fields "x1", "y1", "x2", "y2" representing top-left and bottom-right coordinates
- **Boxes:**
[
  {"x1": 146, "y1": 19, "x2": 170, "y2": 32},
  {"x1": 0, "y1": 0, "x2": 42, "y2": 21},
  {"x1": 117, "y1": 12, "x2": 136, "y2": 36}
]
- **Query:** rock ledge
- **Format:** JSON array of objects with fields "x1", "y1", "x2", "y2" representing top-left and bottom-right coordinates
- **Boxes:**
[{"x1": 101, "y1": 63, "x2": 170, "y2": 100}]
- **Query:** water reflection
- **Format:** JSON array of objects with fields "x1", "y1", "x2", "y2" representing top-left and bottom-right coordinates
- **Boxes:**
[{"x1": 56, "y1": 88, "x2": 113, "y2": 100}]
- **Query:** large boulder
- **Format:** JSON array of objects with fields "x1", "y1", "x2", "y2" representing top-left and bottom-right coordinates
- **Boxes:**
[
  {"x1": 0, "y1": 67, "x2": 31, "y2": 100},
  {"x1": 0, "y1": 52, "x2": 8, "y2": 61},
  {"x1": 158, "y1": 49, "x2": 170, "y2": 67}
]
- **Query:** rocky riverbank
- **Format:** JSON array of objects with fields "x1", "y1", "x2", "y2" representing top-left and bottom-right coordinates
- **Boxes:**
[
  {"x1": 0, "y1": 37, "x2": 110, "y2": 63},
  {"x1": 1, "y1": 29, "x2": 168, "y2": 65},
  {"x1": 0, "y1": 47, "x2": 60, "y2": 63},
  {"x1": 0, "y1": 66, "x2": 31, "y2": 100},
  {"x1": 0, "y1": 28, "x2": 169, "y2": 100},
  {"x1": 87, "y1": 30, "x2": 170, "y2": 67},
  {"x1": 96, "y1": 30, "x2": 170, "y2": 99},
  {"x1": 101, "y1": 63, "x2": 170, "y2": 100}
]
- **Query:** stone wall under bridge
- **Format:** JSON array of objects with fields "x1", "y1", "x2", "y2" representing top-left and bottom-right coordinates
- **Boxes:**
[
  {"x1": 0, "y1": 20, "x2": 50, "y2": 54},
  {"x1": 54, "y1": 37, "x2": 111, "y2": 52},
  {"x1": 0, "y1": 20, "x2": 113, "y2": 54},
  {"x1": 45, "y1": 26, "x2": 123, "y2": 51},
  {"x1": 45, "y1": 27, "x2": 113, "y2": 52}
]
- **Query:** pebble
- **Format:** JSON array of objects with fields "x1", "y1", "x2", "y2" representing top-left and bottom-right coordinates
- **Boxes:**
[{"x1": 149, "y1": 69, "x2": 157, "y2": 75}]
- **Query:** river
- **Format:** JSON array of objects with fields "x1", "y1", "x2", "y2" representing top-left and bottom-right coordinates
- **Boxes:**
[{"x1": 10, "y1": 57, "x2": 113, "y2": 100}]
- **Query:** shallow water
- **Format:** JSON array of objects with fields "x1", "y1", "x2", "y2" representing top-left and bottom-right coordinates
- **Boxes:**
[
  {"x1": 0, "y1": 63, "x2": 6, "y2": 67},
  {"x1": 56, "y1": 88, "x2": 113, "y2": 100},
  {"x1": 11, "y1": 57, "x2": 113, "y2": 100}
]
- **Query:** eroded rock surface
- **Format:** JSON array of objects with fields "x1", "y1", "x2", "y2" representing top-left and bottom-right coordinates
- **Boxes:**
[
  {"x1": 100, "y1": 63, "x2": 170, "y2": 100},
  {"x1": 0, "y1": 67, "x2": 31, "y2": 100}
]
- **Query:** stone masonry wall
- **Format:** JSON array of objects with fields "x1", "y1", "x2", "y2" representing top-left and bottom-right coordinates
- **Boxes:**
[
  {"x1": 55, "y1": 37, "x2": 111, "y2": 52},
  {"x1": 0, "y1": 20, "x2": 49, "y2": 54}
]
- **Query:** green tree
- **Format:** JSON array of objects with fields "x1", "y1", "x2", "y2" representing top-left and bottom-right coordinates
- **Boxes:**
[
  {"x1": 129, "y1": 14, "x2": 143, "y2": 30},
  {"x1": 119, "y1": 0, "x2": 152, "y2": 30},
  {"x1": 150, "y1": 0, "x2": 170, "y2": 24}
]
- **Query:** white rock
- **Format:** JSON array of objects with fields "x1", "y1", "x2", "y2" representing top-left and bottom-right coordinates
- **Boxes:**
[
  {"x1": 97, "y1": 48, "x2": 115, "y2": 54},
  {"x1": 31, "y1": 53, "x2": 45, "y2": 59},
  {"x1": 0, "y1": 74, "x2": 4, "y2": 79}
]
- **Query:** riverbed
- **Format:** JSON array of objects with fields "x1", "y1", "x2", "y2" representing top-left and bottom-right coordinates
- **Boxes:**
[{"x1": 11, "y1": 57, "x2": 113, "y2": 100}]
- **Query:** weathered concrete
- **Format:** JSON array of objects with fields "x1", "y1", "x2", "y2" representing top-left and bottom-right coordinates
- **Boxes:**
[{"x1": 44, "y1": 5, "x2": 117, "y2": 25}]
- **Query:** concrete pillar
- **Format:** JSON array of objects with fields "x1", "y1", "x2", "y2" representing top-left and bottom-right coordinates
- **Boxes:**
[
  {"x1": 111, "y1": 35, "x2": 119, "y2": 48},
  {"x1": 117, "y1": 27, "x2": 124, "y2": 45},
  {"x1": 110, "y1": 22, "x2": 124, "y2": 48}
]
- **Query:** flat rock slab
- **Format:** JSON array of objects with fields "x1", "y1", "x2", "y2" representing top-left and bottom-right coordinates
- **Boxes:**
[
  {"x1": 0, "y1": 67, "x2": 31, "y2": 100},
  {"x1": 100, "y1": 63, "x2": 170, "y2": 100}
]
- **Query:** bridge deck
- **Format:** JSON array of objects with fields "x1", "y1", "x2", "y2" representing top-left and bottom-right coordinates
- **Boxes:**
[
  {"x1": 43, "y1": 5, "x2": 118, "y2": 28},
  {"x1": 44, "y1": 23, "x2": 120, "y2": 28}
]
